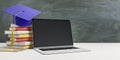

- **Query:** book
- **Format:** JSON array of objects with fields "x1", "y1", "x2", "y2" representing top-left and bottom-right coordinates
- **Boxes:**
[
  {"x1": 6, "y1": 45, "x2": 32, "y2": 49},
  {"x1": 5, "y1": 30, "x2": 32, "y2": 34},
  {"x1": 10, "y1": 24, "x2": 32, "y2": 27},
  {"x1": 9, "y1": 27, "x2": 32, "y2": 31},
  {"x1": 10, "y1": 37, "x2": 32, "y2": 42},
  {"x1": 0, "y1": 48, "x2": 24, "y2": 52},
  {"x1": 8, "y1": 34, "x2": 32, "y2": 38},
  {"x1": 10, "y1": 24, "x2": 19, "y2": 27},
  {"x1": 6, "y1": 41, "x2": 32, "y2": 45}
]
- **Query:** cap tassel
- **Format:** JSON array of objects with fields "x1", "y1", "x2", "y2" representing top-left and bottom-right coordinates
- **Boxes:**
[{"x1": 10, "y1": 11, "x2": 24, "y2": 47}]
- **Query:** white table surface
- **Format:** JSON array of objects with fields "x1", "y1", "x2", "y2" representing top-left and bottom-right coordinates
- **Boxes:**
[{"x1": 0, "y1": 43, "x2": 120, "y2": 60}]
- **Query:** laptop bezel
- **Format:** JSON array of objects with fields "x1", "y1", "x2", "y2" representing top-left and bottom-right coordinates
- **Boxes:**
[{"x1": 32, "y1": 19, "x2": 74, "y2": 49}]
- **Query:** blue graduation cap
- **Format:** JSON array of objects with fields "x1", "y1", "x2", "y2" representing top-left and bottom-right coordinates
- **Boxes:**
[{"x1": 4, "y1": 4, "x2": 41, "y2": 26}]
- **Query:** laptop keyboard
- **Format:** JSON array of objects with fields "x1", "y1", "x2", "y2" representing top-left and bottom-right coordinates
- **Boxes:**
[{"x1": 40, "y1": 47, "x2": 78, "y2": 51}]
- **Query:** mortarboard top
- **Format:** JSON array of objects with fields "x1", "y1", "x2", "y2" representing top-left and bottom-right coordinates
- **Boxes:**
[{"x1": 4, "y1": 4, "x2": 41, "y2": 26}]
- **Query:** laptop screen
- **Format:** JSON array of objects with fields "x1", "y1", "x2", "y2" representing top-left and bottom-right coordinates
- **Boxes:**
[{"x1": 32, "y1": 19, "x2": 73, "y2": 47}]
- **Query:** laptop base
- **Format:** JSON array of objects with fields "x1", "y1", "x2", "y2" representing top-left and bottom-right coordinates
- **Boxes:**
[{"x1": 34, "y1": 47, "x2": 90, "y2": 55}]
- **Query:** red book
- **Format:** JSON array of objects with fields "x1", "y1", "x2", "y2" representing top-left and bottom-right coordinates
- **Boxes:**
[
  {"x1": 10, "y1": 37, "x2": 32, "y2": 42},
  {"x1": 9, "y1": 27, "x2": 32, "y2": 31}
]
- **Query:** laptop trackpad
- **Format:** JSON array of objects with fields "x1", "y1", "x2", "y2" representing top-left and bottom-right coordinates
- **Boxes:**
[{"x1": 40, "y1": 47, "x2": 78, "y2": 51}]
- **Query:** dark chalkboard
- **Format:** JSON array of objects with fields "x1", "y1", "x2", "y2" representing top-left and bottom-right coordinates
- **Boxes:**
[{"x1": 1, "y1": 0, "x2": 120, "y2": 42}]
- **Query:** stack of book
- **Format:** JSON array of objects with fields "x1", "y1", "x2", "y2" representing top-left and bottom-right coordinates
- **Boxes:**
[{"x1": 4, "y1": 24, "x2": 33, "y2": 50}]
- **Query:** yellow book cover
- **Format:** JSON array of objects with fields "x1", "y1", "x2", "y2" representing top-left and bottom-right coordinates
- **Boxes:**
[
  {"x1": 22, "y1": 45, "x2": 32, "y2": 49},
  {"x1": 8, "y1": 34, "x2": 32, "y2": 38}
]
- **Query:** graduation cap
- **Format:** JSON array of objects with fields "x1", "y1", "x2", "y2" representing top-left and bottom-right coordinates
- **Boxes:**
[{"x1": 4, "y1": 4, "x2": 41, "y2": 26}]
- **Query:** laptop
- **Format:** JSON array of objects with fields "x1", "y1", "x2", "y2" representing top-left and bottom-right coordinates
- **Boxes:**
[{"x1": 32, "y1": 19, "x2": 89, "y2": 55}]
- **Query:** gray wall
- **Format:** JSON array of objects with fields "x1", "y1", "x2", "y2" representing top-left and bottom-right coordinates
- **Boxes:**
[{"x1": 1, "y1": 0, "x2": 120, "y2": 42}]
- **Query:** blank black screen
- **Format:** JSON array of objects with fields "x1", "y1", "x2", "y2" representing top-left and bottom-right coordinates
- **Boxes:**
[{"x1": 32, "y1": 19, "x2": 73, "y2": 47}]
